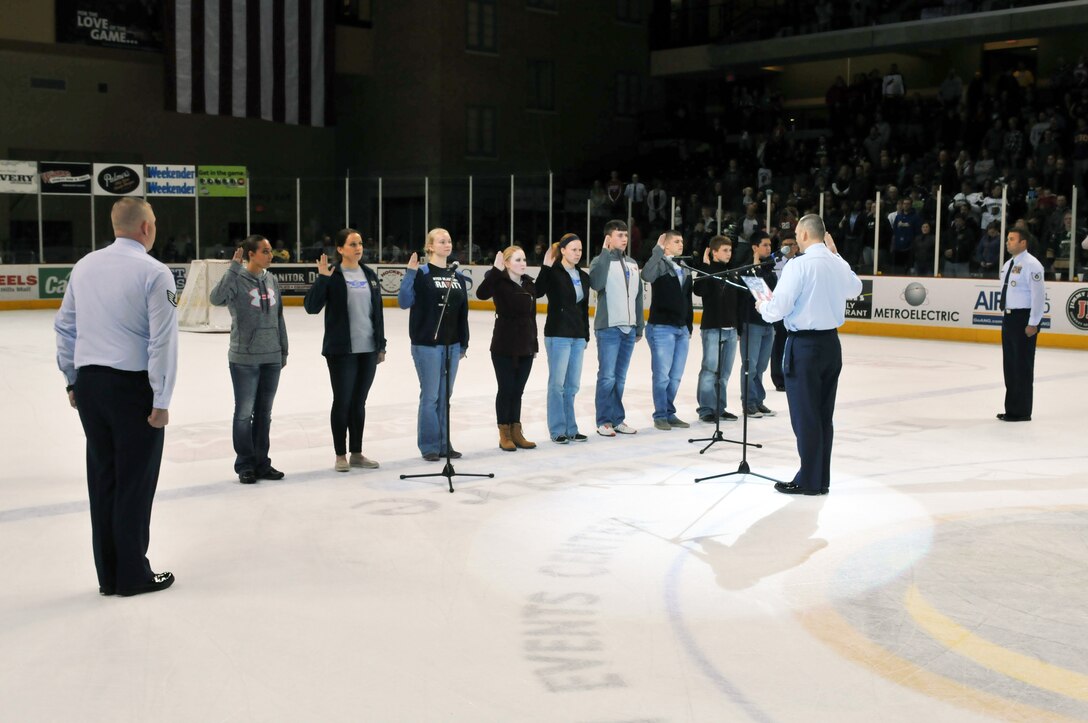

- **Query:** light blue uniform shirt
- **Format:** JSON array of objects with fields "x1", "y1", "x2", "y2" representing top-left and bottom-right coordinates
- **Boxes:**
[
  {"x1": 1000, "y1": 250, "x2": 1046, "y2": 327},
  {"x1": 757, "y1": 243, "x2": 862, "y2": 331},
  {"x1": 55, "y1": 237, "x2": 179, "y2": 408}
]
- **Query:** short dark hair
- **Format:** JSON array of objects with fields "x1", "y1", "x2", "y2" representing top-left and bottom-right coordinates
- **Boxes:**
[
  {"x1": 603, "y1": 219, "x2": 628, "y2": 235},
  {"x1": 1008, "y1": 228, "x2": 1036, "y2": 246},
  {"x1": 752, "y1": 231, "x2": 772, "y2": 246}
]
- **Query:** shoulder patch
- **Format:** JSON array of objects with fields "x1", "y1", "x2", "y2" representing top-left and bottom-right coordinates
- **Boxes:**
[
  {"x1": 1032, "y1": 272, "x2": 1041, "y2": 281},
  {"x1": 167, "y1": 290, "x2": 178, "y2": 307}
]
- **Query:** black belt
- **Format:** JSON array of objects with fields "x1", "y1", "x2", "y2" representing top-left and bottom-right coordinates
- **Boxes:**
[
  {"x1": 1003, "y1": 308, "x2": 1029, "y2": 315},
  {"x1": 787, "y1": 329, "x2": 837, "y2": 337},
  {"x1": 78, "y1": 365, "x2": 146, "y2": 379}
]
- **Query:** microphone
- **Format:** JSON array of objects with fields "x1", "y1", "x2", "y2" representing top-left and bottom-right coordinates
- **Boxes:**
[
  {"x1": 448, "y1": 260, "x2": 460, "y2": 271},
  {"x1": 770, "y1": 245, "x2": 792, "y2": 260}
]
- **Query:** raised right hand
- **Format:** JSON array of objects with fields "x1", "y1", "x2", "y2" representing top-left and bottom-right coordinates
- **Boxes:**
[
  {"x1": 702, "y1": 247, "x2": 711, "y2": 264},
  {"x1": 543, "y1": 245, "x2": 556, "y2": 267},
  {"x1": 317, "y1": 253, "x2": 333, "y2": 276},
  {"x1": 232, "y1": 246, "x2": 244, "y2": 264},
  {"x1": 406, "y1": 252, "x2": 420, "y2": 271}
]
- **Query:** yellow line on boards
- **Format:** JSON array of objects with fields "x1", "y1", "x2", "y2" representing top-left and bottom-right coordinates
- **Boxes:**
[{"x1": 4, "y1": 298, "x2": 1088, "y2": 349}]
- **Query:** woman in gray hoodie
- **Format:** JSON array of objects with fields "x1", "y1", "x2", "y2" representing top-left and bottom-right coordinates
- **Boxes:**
[{"x1": 210, "y1": 235, "x2": 289, "y2": 484}]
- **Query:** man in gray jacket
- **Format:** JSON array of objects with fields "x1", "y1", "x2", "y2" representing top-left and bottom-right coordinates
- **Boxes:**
[
  {"x1": 589, "y1": 220, "x2": 644, "y2": 436},
  {"x1": 210, "y1": 236, "x2": 289, "y2": 484}
]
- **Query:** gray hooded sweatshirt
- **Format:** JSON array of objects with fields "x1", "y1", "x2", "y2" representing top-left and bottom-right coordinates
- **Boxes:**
[{"x1": 209, "y1": 261, "x2": 289, "y2": 366}]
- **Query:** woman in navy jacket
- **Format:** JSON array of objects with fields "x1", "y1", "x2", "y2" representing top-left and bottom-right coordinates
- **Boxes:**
[
  {"x1": 534, "y1": 233, "x2": 591, "y2": 443},
  {"x1": 397, "y1": 228, "x2": 470, "y2": 461},
  {"x1": 476, "y1": 245, "x2": 545, "y2": 451},
  {"x1": 303, "y1": 228, "x2": 386, "y2": 472}
]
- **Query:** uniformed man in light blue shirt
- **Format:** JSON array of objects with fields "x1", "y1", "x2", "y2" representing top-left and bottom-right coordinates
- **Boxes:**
[
  {"x1": 55, "y1": 197, "x2": 179, "y2": 596},
  {"x1": 996, "y1": 228, "x2": 1046, "y2": 422},
  {"x1": 756, "y1": 214, "x2": 862, "y2": 495}
]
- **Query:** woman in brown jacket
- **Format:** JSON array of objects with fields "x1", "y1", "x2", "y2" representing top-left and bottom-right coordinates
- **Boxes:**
[{"x1": 476, "y1": 246, "x2": 546, "y2": 451}]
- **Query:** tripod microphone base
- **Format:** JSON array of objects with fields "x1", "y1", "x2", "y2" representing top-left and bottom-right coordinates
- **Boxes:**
[
  {"x1": 695, "y1": 460, "x2": 783, "y2": 485},
  {"x1": 400, "y1": 465, "x2": 495, "y2": 493}
]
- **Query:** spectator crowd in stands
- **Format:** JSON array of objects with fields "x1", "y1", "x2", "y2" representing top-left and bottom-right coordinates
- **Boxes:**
[{"x1": 596, "y1": 57, "x2": 1088, "y2": 281}]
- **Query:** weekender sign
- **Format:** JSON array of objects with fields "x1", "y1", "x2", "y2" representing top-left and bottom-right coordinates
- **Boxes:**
[
  {"x1": 0, "y1": 161, "x2": 38, "y2": 194},
  {"x1": 145, "y1": 164, "x2": 196, "y2": 197},
  {"x1": 93, "y1": 163, "x2": 144, "y2": 196},
  {"x1": 197, "y1": 166, "x2": 247, "y2": 197},
  {"x1": 39, "y1": 162, "x2": 92, "y2": 194}
]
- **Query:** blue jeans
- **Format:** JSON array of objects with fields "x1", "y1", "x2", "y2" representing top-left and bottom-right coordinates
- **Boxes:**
[
  {"x1": 645, "y1": 323, "x2": 690, "y2": 420},
  {"x1": 229, "y1": 362, "x2": 282, "y2": 474},
  {"x1": 411, "y1": 343, "x2": 461, "y2": 455},
  {"x1": 743, "y1": 323, "x2": 774, "y2": 409},
  {"x1": 545, "y1": 336, "x2": 587, "y2": 438},
  {"x1": 696, "y1": 327, "x2": 738, "y2": 417},
  {"x1": 594, "y1": 326, "x2": 636, "y2": 427}
]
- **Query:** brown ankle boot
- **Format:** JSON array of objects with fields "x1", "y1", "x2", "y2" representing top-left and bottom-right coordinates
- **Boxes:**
[
  {"x1": 497, "y1": 424, "x2": 517, "y2": 451},
  {"x1": 510, "y1": 422, "x2": 536, "y2": 449}
]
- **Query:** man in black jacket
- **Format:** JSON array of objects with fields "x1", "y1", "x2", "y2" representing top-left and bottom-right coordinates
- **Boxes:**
[
  {"x1": 642, "y1": 230, "x2": 693, "y2": 430},
  {"x1": 693, "y1": 235, "x2": 740, "y2": 422}
]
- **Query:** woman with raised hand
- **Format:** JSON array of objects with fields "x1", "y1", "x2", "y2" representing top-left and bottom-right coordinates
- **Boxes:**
[
  {"x1": 209, "y1": 234, "x2": 288, "y2": 484},
  {"x1": 534, "y1": 233, "x2": 590, "y2": 444},
  {"x1": 303, "y1": 229, "x2": 386, "y2": 473},
  {"x1": 397, "y1": 228, "x2": 470, "y2": 461},
  {"x1": 476, "y1": 246, "x2": 545, "y2": 451}
]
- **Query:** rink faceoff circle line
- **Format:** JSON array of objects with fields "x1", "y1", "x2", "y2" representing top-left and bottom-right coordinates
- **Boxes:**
[{"x1": 801, "y1": 506, "x2": 1088, "y2": 719}]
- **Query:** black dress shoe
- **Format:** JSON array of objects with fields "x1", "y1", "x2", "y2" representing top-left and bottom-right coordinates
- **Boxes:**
[
  {"x1": 99, "y1": 586, "x2": 115, "y2": 596},
  {"x1": 775, "y1": 385, "x2": 786, "y2": 392},
  {"x1": 422, "y1": 452, "x2": 441, "y2": 462},
  {"x1": 774, "y1": 481, "x2": 827, "y2": 496},
  {"x1": 996, "y1": 413, "x2": 1031, "y2": 422},
  {"x1": 447, "y1": 449, "x2": 463, "y2": 459},
  {"x1": 699, "y1": 413, "x2": 716, "y2": 423},
  {"x1": 238, "y1": 470, "x2": 257, "y2": 484},
  {"x1": 117, "y1": 572, "x2": 175, "y2": 597},
  {"x1": 258, "y1": 466, "x2": 285, "y2": 480}
]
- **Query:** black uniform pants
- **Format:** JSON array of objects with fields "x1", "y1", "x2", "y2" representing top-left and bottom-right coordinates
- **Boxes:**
[
  {"x1": 1001, "y1": 309, "x2": 1037, "y2": 417},
  {"x1": 75, "y1": 366, "x2": 164, "y2": 592},
  {"x1": 770, "y1": 321, "x2": 787, "y2": 389},
  {"x1": 783, "y1": 331, "x2": 841, "y2": 493}
]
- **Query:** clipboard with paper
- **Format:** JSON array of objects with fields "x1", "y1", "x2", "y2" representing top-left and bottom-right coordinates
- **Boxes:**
[{"x1": 741, "y1": 275, "x2": 773, "y2": 303}]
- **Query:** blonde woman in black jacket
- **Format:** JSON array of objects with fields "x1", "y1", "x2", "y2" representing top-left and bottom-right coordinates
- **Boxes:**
[
  {"x1": 534, "y1": 233, "x2": 591, "y2": 444},
  {"x1": 476, "y1": 246, "x2": 546, "y2": 451}
]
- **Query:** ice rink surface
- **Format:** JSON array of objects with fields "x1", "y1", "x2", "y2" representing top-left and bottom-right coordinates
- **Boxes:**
[{"x1": 1, "y1": 305, "x2": 1086, "y2": 722}]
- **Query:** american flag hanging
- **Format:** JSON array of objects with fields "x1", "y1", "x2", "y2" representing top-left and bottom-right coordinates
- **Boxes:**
[{"x1": 165, "y1": 0, "x2": 334, "y2": 127}]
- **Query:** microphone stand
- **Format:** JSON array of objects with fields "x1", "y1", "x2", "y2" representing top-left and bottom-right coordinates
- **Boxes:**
[
  {"x1": 682, "y1": 259, "x2": 783, "y2": 487},
  {"x1": 400, "y1": 261, "x2": 494, "y2": 493}
]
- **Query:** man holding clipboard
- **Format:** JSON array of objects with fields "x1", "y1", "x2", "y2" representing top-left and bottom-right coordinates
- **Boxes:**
[{"x1": 752, "y1": 215, "x2": 862, "y2": 495}]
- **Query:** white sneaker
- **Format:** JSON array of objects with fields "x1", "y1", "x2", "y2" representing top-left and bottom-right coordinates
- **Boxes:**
[
  {"x1": 596, "y1": 424, "x2": 616, "y2": 437},
  {"x1": 614, "y1": 422, "x2": 637, "y2": 434}
]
